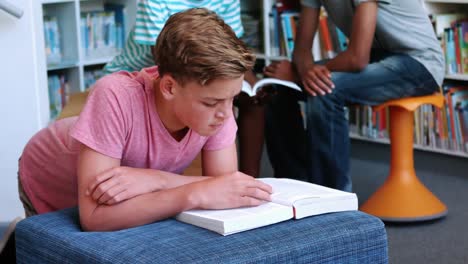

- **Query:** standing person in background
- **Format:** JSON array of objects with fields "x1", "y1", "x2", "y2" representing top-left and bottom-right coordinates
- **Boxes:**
[
  {"x1": 264, "y1": 0, "x2": 444, "y2": 191},
  {"x1": 104, "y1": 0, "x2": 264, "y2": 177}
]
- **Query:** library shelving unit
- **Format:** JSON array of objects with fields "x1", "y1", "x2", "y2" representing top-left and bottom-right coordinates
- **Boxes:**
[{"x1": 35, "y1": 0, "x2": 136, "y2": 122}]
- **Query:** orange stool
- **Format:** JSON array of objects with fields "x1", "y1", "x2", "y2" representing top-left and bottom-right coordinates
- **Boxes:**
[{"x1": 360, "y1": 94, "x2": 448, "y2": 221}]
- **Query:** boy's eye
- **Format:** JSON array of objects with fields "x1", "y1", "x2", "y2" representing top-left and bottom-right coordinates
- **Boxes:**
[{"x1": 203, "y1": 101, "x2": 217, "y2": 107}]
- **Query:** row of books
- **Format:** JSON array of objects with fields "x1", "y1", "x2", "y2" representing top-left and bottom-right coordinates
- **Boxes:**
[
  {"x1": 346, "y1": 85, "x2": 468, "y2": 153},
  {"x1": 80, "y1": 7, "x2": 125, "y2": 59},
  {"x1": 443, "y1": 84, "x2": 468, "y2": 152},
  {"x1": 267, "y1": 4, "x2": 347, "y2": 60},
  {"x1": 347, "y1": 106, "x2": 386, "y2": 141},
  {"x1": 43, "y1": 4, "x2": 126, "y2": 65},
  {"x1": 442, "y1": 21, "x2": 468, "y2": 75},
  {"x1": 268, "y1": 7, "x2": 299, "y2": 58},
  {"x1": 267, "y1": 0, "x2": 299, "y2": 58},
  {"x1": 48, "y1": 74, "x2": 70, "y2": 120},
  {"x1": 430, "y1": 13, "x2": 468, "y2": 75}
]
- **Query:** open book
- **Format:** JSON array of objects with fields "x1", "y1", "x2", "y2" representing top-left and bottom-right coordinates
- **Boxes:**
[
  {"x1": 175, "y1": 178, "x2": 358, "y2": 236},
  {"x1": 241, "y1": 78, "x2": 302, "y2": 97}
]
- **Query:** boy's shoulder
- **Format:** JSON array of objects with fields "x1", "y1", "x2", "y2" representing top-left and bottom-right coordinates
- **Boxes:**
[
  {"x1": 92, "y1": 70, "x2": 149, "y2": 98},
  {"x1": 97, "y1": 70, "x2": 141, "y2": 87}
]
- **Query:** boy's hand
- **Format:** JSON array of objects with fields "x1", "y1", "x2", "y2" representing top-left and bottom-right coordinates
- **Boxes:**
[
  {"x1": 189, "y1": 172, "x2": 273, "y2": 209},
  {"x1": 300, "y1": 64, "x2": 335, "y2": 96},
  {"x1": 86, "y1": 166, "x2": 162, "y2": 205}
]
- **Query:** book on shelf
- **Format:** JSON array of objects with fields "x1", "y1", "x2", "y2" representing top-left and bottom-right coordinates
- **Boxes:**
[
  {"x1": 241, "y1": 78, "x2": 302, "y2": 97},
  {"x1": 48, "y1": 74, "x2": 70, "y2": 120},
  {"x1": 451, "y1": 88, "x2": 468, "y2": 151},
  {"x1": 43, "y1": 16, "x2": 62, "y2": 65},
  {"x1": 459, "y1": 22, "x2": 468, "y2": 74},
  {"x1": 175, "y1": 178, "x2": 358, "y2": 236},
  {"x1": 456, "y1": 94, "x2": 468, "y2": 152},
  {"x1": 280, "y1": 11, "x2": 299, "y2": 58},
  {"x1": 318, "y1": 11, "x2": 335, "y2": 59}
]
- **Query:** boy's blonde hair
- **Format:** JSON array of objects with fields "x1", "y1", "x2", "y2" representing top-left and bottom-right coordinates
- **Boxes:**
[{"x1": 154, "y1": 8, "x2": 256, "y2": 85}]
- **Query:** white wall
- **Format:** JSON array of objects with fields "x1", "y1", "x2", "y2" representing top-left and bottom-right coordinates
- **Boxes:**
[{"x1": 0, "y1": 1, "x2": 47, "y2": 221}]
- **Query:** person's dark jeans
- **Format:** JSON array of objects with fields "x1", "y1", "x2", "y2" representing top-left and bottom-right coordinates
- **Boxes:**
[
  {"x1": 0, "y1": 231, "x2": 15, "y2": 263},
  {"x1": 265, "y1": 51, "x2": 440, "y2": 192}
]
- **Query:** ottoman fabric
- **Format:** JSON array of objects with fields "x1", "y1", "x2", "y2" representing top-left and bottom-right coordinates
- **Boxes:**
[{"x1": 16, "y1": 208, "x2": 387, "y2": 263}]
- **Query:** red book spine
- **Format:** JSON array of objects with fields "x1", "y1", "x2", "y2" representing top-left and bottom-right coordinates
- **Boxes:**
[
  {"x1": 454, "y1": 24, "x2": 462, "y2": 73},
  {"x1": 319, "y1": 16, "x2": 334, "y2": 58}
]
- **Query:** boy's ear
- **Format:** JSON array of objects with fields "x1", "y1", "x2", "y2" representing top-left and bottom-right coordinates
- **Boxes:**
[{"x1": 159, "y1": 75, "x2": 177, "y2": 100}]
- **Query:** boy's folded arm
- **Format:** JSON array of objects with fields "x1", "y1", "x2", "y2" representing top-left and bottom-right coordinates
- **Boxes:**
[
  {"x1": 80, "y1": 184, "x2": 198, "y2": 232},
  {"x1": 77, "y1": 144, "x2": 268, "y2": 232},
  {"x1": 77, "y1": 145, "x2": 207, "y2": 232}
]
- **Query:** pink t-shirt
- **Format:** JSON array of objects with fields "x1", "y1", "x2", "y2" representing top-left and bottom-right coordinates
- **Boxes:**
[{"x1": 19, "y1": 66, "x2": 238, "y2": 214}]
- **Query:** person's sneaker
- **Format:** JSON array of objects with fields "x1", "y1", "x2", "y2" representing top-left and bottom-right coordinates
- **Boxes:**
[{"x1": 0, "y1": 217, "x2": 23, "y2": 263}]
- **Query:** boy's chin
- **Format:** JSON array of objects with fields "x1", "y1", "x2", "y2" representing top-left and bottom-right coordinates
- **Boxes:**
[{"x1": 193, "y1": 127, "x2": 219, "y2": 137}]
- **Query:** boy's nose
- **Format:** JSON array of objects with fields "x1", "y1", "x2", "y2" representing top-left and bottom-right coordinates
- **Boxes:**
[
  {"x1": 215, "y1": 110, "x2": 227, "y2": 119},
  {"x1": 215, "y1": 104, "x2": 232, "y2": 119}
]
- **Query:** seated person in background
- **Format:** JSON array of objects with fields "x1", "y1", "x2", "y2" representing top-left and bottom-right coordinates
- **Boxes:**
[
  {"x1": 104, "y1": 0, "x2": 264, "y2": 177},
  {"x1": 263, "y1": 0, "x2": 444, "y2": 192},
  {"x1": 18, "y1": 8, "x2": 272, "y2": 231}
]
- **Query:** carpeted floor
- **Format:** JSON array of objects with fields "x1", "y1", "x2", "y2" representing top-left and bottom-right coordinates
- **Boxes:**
[
  {"x1": 349, "y1": 140, "x2": 468, "y2": 264},
  {"x1": 260, "y1": 140, "x2": 468, "y2": 264}
]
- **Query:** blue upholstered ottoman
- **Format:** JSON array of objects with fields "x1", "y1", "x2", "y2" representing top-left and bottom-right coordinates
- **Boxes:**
[{"x1": 16, "y1": 208, "x2": 388, "y2": 263}]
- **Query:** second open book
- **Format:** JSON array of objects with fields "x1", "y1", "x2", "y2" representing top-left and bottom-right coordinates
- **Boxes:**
[
  {"x1": 241, "y1": 78, "x2": 302, "y2": 97},
  {"x1": 176, "y1": 178, "x2": 358, "y2": 236}
]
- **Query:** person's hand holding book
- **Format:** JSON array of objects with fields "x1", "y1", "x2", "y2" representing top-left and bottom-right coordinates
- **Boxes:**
[{"x1": 240, "y1": 61, "x2": 302, "y2": 100}]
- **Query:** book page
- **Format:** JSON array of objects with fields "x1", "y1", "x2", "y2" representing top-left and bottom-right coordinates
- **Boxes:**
[
  {"x1": 259, "y1": 178, "x2": 348, "y2": 206},
  {"x1": 241, "y1": 80, "x2": 255, "y2": 97},
  {"x1": 253, "y1": 78, "x2": 302, "y2": 94},
  {"x1": 241, "y1": 78, "x2": 302, "y2": 97},
  {"x1": 259, "y1": 178, "x2": 358, "y2": 219}
]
